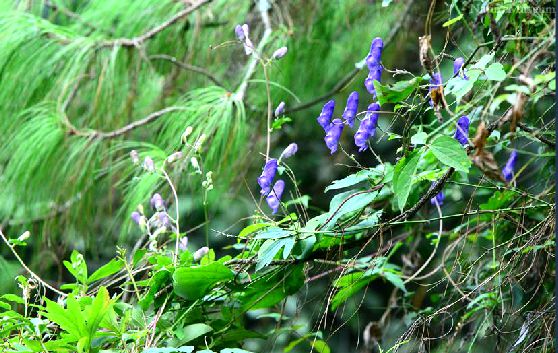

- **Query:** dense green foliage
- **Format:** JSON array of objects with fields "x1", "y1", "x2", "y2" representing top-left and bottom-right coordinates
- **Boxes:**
[{"x1": 0, "y1": 0, "x2": 555, "y2": 352}]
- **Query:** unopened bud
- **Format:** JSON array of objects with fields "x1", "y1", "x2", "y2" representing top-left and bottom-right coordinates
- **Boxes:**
[
  {"x1": 191, "y1": 157, "x2": 201, "y2": 174},
  {"x1": 18, "y1": 231, "x2": 30, "y2": 242},
  {"x1": 143, "y1": 157, "x2": 155, "y2": 172},
  {"x1": 130, "y1": 150, "x2": 139, "y2": 164},
  {"x1": 181, "y1": 126, "x2": 193, "y2": 143},
  {"x1": 193, "y1": 246, "x2": 209, "y2": 261},
  {"x1": 167, "y1": 151, "x2": 183, "y2": 164}
]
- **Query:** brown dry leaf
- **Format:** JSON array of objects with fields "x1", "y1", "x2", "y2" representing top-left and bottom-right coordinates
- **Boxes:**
[
  {"x1": 472, "y1": 121, "x2": 490, "y2": 155},
  {"x1": 419, "y1": 35, "x2": 433, "y2": 73},
  {"x1": 471, "y1": 150, "x2": 505, "y2": 181}
]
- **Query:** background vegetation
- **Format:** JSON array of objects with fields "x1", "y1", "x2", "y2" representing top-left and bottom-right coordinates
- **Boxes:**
[{"x1": 0, "y1": 0, "x2": 555, "y2": 352}]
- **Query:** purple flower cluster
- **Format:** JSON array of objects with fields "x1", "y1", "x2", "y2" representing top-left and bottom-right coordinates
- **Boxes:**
[
  {"x1": 354, "y1": 103, "x2": 380, "y2": 152},
  {"x1": 364, "y1": 37, "x2": 384, "y2": 97},
  {"x1": 266, "y1": 180, "x2": 285, "y2": 214},
  {"x1": 454, "y1": 116, "x2": 470, "y2": 146},
  {"x1": 453, "y1": 57, "x2": 468, "y2": 80},
  {"x1": 502, "y1": 150, "x2": 518, "y2": 182}
]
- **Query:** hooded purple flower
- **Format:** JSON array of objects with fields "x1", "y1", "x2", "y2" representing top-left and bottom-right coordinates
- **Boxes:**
[
  {"x1": 130, "y1": 150, "x2": 139, "y2": 164},
  {"x1": 272, "y1": 46, "x2": 288, "y2": 60},
  {"x1": 158, "y1": 212, "x2": 171, "y2": 228},
  {"x1": 366, "y1": 37, "x2": 384, "y2": 70},
  {"x1": 429, "y1": 72, "x2": 443, "y2": 106},
  {"x1": 143, "y1": 156, "x2": 155, "y2": 172},
  {"x1": 280, "y1": 143, "x2": 298, "y2": 160},
  {"x1": 131, "y1": 211, "x2": 141, "y2": 225},
  {"x1": 454, "y1": 116, "x2": 470, "y2": 146},
  {"x1": 324, "y1": 119, "x2": 344, "y2": 154},
  {"x1": 193, "y1": 246, "x2": 209, "y2": 261},
  {"x1": 453, "y1": 57, "x2": 468, "y2": 79},
  {"x1": 275, "y1": 101, "x2": 285, "y2": 117},
  {"x1": 317, "y1": 100, "x2": 335, "y2": 131},
  {"x1": 429, "y1": 182, "x2": 445, "y2": 206},
  {"x1": 354, "y1": 103, "x2": 380, "y2": 152},
  {"x1": 342, "y1": 91, "x2": 359, "y2": 127},
  {"x1": 502, "y1": 150, "x2": 518, "y2": 182},
  {"x1": 178, "y1": 237, "x2": 188, "y2": 251},
  {"x1": 234, "y1": 24, "x2": 245, "y2": 41},
  {"x1": 150, "y1": 193, "x2": 165, "y2": 210},
  {"x1": 257, "y1": 159, "x2": 278, "y2": 195},
  {"x1": 266, "y1": 179, "x2": 285, "y2": 214},
  {"x1": 364, "y1": 66, "x2": 383, "y2": 96}
]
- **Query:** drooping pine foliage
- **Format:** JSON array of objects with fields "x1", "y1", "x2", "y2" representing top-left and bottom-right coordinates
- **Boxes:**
[{"x1": 0, "y1": 1, "x2": 555, "y2": 353}]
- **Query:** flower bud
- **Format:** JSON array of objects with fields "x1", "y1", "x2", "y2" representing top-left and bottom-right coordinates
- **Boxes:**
[
  {"x1": 317, "y1": 100, "x2": 335, "y2": 131},
  {"x1": 181, "y1": 126, "x2": 193, "y2": 143},
  {"x1": 324, "y1": 119, "x2": 344, "y2": 154},
  {"x1": 266, "y1": 179, "x2": 285, "y2": 214},
  {"x1": 193, "y1": 246, "x2": 209, "y2": 261},
  {"x1": 453, "y1": 57, "x2": 468, "y2": 80},
  {"x1": 453, "y1": 116, "x2": 470, "y2": 146},
  {"x1": 143, "y1": 157, "x2": 155, "y2": 172},
  {"x1": 167, "y1": 151, "x2": 183, "y2": 164},
  {"x1": 130, "y1": 150, "x2": 139, "y2": 164},
  {"x1": 131, "y1": 211, "x2": 142, "y2": 225},
  {"x1": 274, "y1": 101, "x2": 286, "y2": 117},
  {"x1": 191, "y1": 157, "x2": 202, "y2": 174},
  {"x1": 150, "y1": 193, "x2": 165, "y2": 211},
  {"x1": 18, "y1": 231, "x2": 30, "y2": 242},
  {"x1": 279, "y1": 143, "x2": 298, "y2": 160},
  {"x1": 234, "y1": 24, "x2": 245, "y2": 41},
  {"x1": 194, "y1": 134, "x2": 206, "y2": 151},
  {"x1": 272, "y1": 46, "x2": 288, "y2": 60},
  {"x1": 178, "y1": 237, "x2": 188, "y2": 251},
  {"x1": 365, "y1": 37, "x2": 384, "y2": 70}
]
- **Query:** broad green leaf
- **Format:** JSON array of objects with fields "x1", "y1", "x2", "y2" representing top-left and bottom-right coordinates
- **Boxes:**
[
  {"x1": 392, "y1": 151, "x2": 421, "y2": 211},
  {"x1": 324, "y1": 169, "x2": 378, "y2": 192},
  {"x1": 88, "y1": 259, "x2": 124, "y2": 283},
  {"x1": 322, "y1": 191, "x2": 378, "y2": 230},
  {"x1": 173, "y1": 262, "x2": 234, "y2": 300},
  {"x1": 429, "y1": 135, "x2": 471, "y2": 173},
  {"x1": 254, "y1": 227, "x2": 290, "y2": 239},
  {"x1": 181, "y1": 323, "x2": 213, "y2": 343},
  {"x1": 410, "y1": 131, "x2": 428, "y2": 145},
  {"x1": 373, "y1": 77, "x2": 422, "y2": 106},
  {"x1": 442, "y1": 14, "x2": 463, "y2": 27},
  {"x1": 485, "y1": 63, "x2": 506, "y2": 81},
  {"x1": 256, "y1": 237, "x2": 295, "y2": 270},
  {"x1": 238, "y1": 223, "x2": 271, "y2": 238},
  {"x1": 331, "y1": 278, "x2": 370, "y2": 310},
  {"x1": 312, "y1": 340, "x2": 331, "y2": 353},
  {"x1": 382, "y1": 272, "x2": 407, "y2": 293},
  {"x1": 345, "y1": 210, "x2": 383, "y2": 232}
]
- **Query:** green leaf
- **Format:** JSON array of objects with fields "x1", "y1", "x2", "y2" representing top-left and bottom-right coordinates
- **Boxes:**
[
  {"x1": 382, "y1": 272, "x2": 407, "y2": 293},
  {"x1": 392, "y1": 151, "x2": 421, "y2": 211},
  {"x1": 312, "y1": 340, "x2": 331, "y2": 353},
  {"x1": 238, "y1": 223, "x2": 271, "y2": 238},
  {"x1": 324, "y1": 169, "x2": 379, "y2": 192},
  {"x1": 442, "y1": 14, "x2": 463, "y2": 27},
  {"x1": 322, "y1": 191, "x2": 379, "y2": 230},
  {"x1": 485, "y1": 63, "x2": 506, "y2": 81},
  {"x1": 144, "y1": 347, "x2": 194, "y2": 353},
  {"x1": 429, "y1": 135, "x2": 471, "y2": 173},
  {"x1": 410, "y1": 131, "x2": 428, "y2": 146},
  {"x1": 256, "y1": 237, "x2": 295, "y2": 271},
  {"x1": 181, "y1": 323, "x2": 213, "y2": 343},
  {"x1": 173, "y1": 262, "x2": 234, "y2": 300},
  {"x1": 254, "y1": 227, "x2": 290, "y2": 239},
  {"x1": 373, "y1": 77, "x2": 422, "y2": 106},
  {"x1": 88, "y1": 259, "x2": 124, "y2": 283}
]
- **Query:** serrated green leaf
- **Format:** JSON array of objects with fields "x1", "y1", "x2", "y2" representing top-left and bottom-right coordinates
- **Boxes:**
[
  {"x1": 429, "y1": 135, "x2": 471, "y2": 173},
  {"x1": 373, "y1": 77, "x2": 422, "y2": 106}
]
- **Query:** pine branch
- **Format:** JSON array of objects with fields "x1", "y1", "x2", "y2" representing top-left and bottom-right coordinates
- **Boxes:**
[
  {"x1": 149, "y1": 54, "x2": 225, "y2": 87},
  {"x1": 100, "y1": 0, "x2": 212, "y2": 48}
]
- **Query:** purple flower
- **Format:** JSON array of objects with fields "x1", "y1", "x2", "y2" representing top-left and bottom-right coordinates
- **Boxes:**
[
  {"x1": 234, "y1": 24, "x2": 245, "y2": 41},
  {"x1": 429, "y1": 182, "x2": 445, "y2": 206},
  {"x1": 317, "y1": 100, "x2": 335, "y2": 131},
  {"x1": 150, "y1": 193, "x2": 165, "y2": 210},
  {"x1": 365, "y1": 37, "x2": 384, "y2": 70},
  {"x1": 502, "y1": 150, "x2": 518, "y2": 182},
  {"x1": 364, "y1": 66, "x2": 383, "y2": 96},
  {"x1": 193, "y1": 246, "x2": 209, "y2": 261},
  {"x1": 266, "y1": 179, "x2": 285, "y2": 214},
  {"x1": 257, "y1": 159, "x2": 278, "y2": 195},
  {"x1": 354, "y1": 103, "x2": 380, "y2": 152},
  {"x1": 324, "y1": 119, "x2": 344, "y2": 154},
  {"x1": 453, "y1": 57, "x2": 468, "y2": 79},
  {"x1": 272, "y1": 46, "x2": 288, "y2": 60},
  {"x1": 178, "y1": 237, "x2": 188, "y2": 251},
  {"x1": 130, "y1": 150, "x2": 139, "y2": 164},
  {"x1": 454, "y1": 116, "x2": 470, "y2": 145},
  {"x1": 280, "y1": 143, "x2": 298, "y2": 160},
  {"x1": 342, "y1": 91, "x2": 359, "y2": 127},
  {"x1": 131, "y1": 211, "x2": 141, "y2": 225},
  {"x1": 158, "y1": 212, "x2": 171, "y2": 227},
  {"x1": 143, "y1": 157, "x2": 155, "y2": 172},
  {"x1": 275, "y1": 101, "x2": 285, "y2": 117}
]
